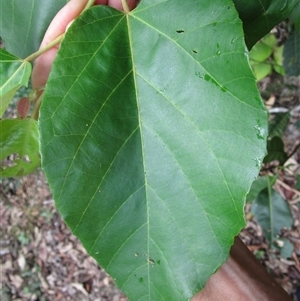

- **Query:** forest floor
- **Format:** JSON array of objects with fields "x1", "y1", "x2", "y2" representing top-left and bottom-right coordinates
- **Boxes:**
[{"x1": 1, "y1": 75, "x2": 300, "y2": 300}]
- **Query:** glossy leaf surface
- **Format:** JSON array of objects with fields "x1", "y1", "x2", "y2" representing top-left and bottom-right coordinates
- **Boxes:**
[
  {"x1": 0, "y1": 0, "x2": 68, "y2": 58},
  {"x1": 232, "y1": 0, "x2": 299, "y2": 49},
  {"x1": 251, "y1": 188, "x2": 293, "y2": 246},
  {"x1": 0, "y1": 119, "x2": 40, "y2": 177},
  {"x1": 39, "y1": 1, "x2": 267, "y2": 300},
  {"x1": 0, "y1": 49, "x2": 31, "y2": 117}
]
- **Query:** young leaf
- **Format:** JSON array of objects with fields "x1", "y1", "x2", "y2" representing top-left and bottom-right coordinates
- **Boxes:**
[
  {"x1": 39, "y1": 1, "x2": 267, "y2": 300},
  {"x1": 251, "y1": 188, "x2": 293, "y2": 246},
  {"x1": 246, "y1": 175, "x2": 277, "y2": 202},
  {"x1": 0, "y1": 0, "x2": 68, "y2": 58},
  {"x1": 264, "y1": 136, "x2": 288, "y2": 165},
  {"x1": 232, "y1": 0, "x2": 299, "y2": 49},
  {"x1": 250, "y1": 62, "x2": 272, "y2": 81},
  {"x1": 0, "y1": 49, "x2": 32, "y2": 117},
  {"x1": 17, "y1": 97, "x2": 31, "y2": 119},
  {"x1": 0, "y1": 119, "x2": 40, "y2": 177},
  {"x1": 268, "y1": 112, "x2": 290, "y2": 138}
]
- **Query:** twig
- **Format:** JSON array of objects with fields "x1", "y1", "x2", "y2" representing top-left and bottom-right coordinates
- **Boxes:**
[
  {"x1": 24, "y1": 34, "x2": 64, "y2": 62},
  {"x1": 121, "y1": 0, "x2": 130, "y2": 13}
]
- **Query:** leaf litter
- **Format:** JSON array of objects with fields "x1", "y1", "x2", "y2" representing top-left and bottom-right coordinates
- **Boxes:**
[{"x1": 0, "y1": 171, "x2": 127, "y2": 301}]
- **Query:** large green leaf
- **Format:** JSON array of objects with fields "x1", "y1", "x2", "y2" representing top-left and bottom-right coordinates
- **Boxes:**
[
  {"x1": 0, "y1": 49, "x2": 31, "y2": 117},
  {"x1": 232, "y1": 0, "x2": 300, "y2": 49},
  {"x1": 0, "y1": 119, "x2": 40, "y2": 177},
  {"x1": 0, "y1": 0, "x2": 68, "y2": 58},
  {"x1": 39, "y1": 1, "x2": 267, "y2": 300},
  {"x1": 251, "y1": 188, "x2": 293, "y2": 246}
]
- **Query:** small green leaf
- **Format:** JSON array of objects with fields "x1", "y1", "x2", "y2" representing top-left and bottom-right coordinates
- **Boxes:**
[
  {"x1": 264, "y1": 136, "x2": 288, "y2": 165},
  {"x1": 0, "y1": 118, "x2": 40, "y2": 177},
  {"x1": 296, "y1": 174, "x2": 300, "y2": 190},
  {"x1": 269, "y1": 112, "x2": 290, "y2": 138},
  {"x1": 0, "y1": 49, "x2": 32, "y2": 117},
  {"x1": 273, "y1": 45, "x2": 285, "y2": 75},
  {"x1": 249, "y1": 34, "x2": 277, "y2": 62},
  {"x1": 251, "y1": 188, "x2": 293, "y2": 246},
  {"x1": 251, "y1": 62, "x2": 272, "y2": 81},
  {"x1": 283, "y1": 29, "x2": 300, "y2": 76},
  {"x1": 250, "y1": 40, "x2": 273, "y2": 63},
  {"x1": 263, "y1": 34, "x2": 277, "y2": 48}
]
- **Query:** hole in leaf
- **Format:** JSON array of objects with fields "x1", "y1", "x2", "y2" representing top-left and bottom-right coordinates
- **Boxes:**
[
  {"x1": 23, "y1": 155, "x2": 32, "y2": 163},
  {"x1": 1, "y1": 153, "x2": 20, "y2": 169}
]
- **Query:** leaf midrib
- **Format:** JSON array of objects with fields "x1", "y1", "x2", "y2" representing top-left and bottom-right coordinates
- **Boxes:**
[{"x1": 126, "y1": 11, "x2": 152, "y2": 300}]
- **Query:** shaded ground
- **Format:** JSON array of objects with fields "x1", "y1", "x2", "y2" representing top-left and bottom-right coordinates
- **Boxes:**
[{"x1": 0, "y1": 171, "x2": 127, "y2": 301}]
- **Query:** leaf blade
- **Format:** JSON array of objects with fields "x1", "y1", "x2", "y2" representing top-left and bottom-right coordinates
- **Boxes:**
[
  {"x1": 40, "y1": 1, "x2": 268, "y2": 299},
  {"x1": 0, "y1": 0, "x2": 68, "y2": 58},
  {"x1": 251, "y1": 188, "x2": 293, "y2": 246},
  {"x1": 0, "y1": 49, "x2": 32, "y2": 117},
  {"x1": 0, "y1": 119, "x2": 40, "y2": 177}
]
